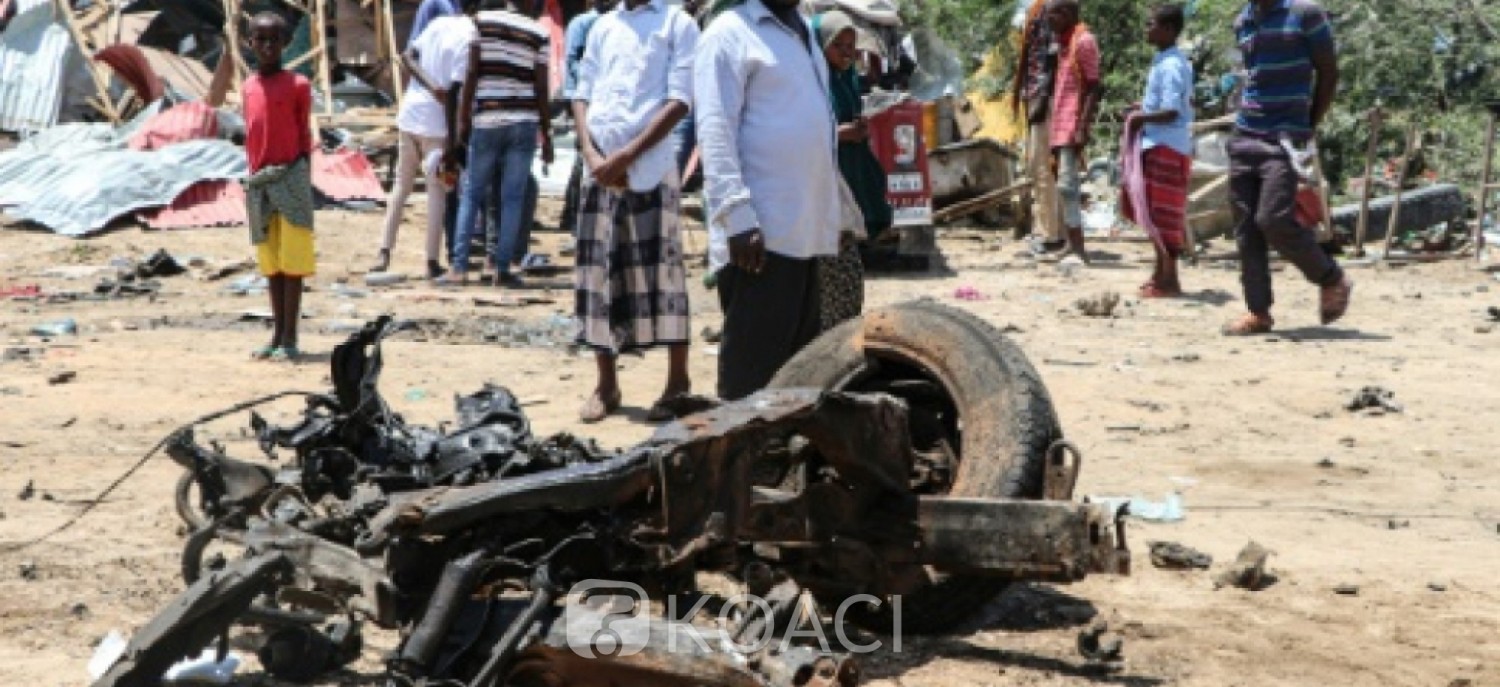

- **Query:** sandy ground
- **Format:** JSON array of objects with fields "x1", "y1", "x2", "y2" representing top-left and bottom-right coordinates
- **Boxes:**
[{"x1": 0, "y1": 197, "x2": 1497, "y2": 687}]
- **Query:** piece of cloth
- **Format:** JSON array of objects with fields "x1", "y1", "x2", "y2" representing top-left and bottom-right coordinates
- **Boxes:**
[
  {"x1": 818, "y1": 240, "x2": 864, "y2": 331},
  {"x1": 1228, "y1": 134, "x2": 1343, "y2": 315},
  {"x1": 1141, "y1": 46, "x2": 1194, "y2": 156},
  {"x1": 1234, "y1": 0, "x2": 1335, "y2": 142},
  {"x1": 380, "y1": 132, "x2": 448, "y2": 261},
  {"x1": 574, "y1": 170, "x2": 690, "y2": 353},
  {"x1": 243, "y1": 70, "x2": 313, "y2": 173},
  {"x1": 561, "y1": 9, "x2": 599, "y2": 99},
  {"x1": 1049, "y1": 25, "x2": 1099, "y2": 148},
  {"x1": 827, "y1": 62, "x2": 893, "y2": 239},
  {"x1": 410, "y1": 0, "x2": 460, "y2": 48},
  {"x1": 695, "y1": 0, "x2": 840, "y2": 271},
  {"x1": 1028, "y1": 122, "x2": 1063, "y2": 241},
  {"x1": 245, "y1": 157, "x2": 315, "y2": 244},
  {"x1": 473, "y1": 9, "x2": 550, "y2": 128},
  {"x1": 398, "y1": 15, "x2": 478, "y2": 138},
  {"x1": 575, "y1": 0, "x2": 698, "y2": 192},
  {"x1": 453, "y1": 122, "x2": 538, "y2": 273},
  {"x1": 812, "y1": 9, "x2": 855, "y2": 49},
  {"x1": 1121, "y1": 132, "x2": 1190, "y2": 253},
  {"x1": 256, "y1": 213, "x2": 316, "y2": 277},
  {"x1": 1016, "y1": 0, "x2": 1056, "y2": 123},
  {"x1": 562, "y1": 151, "x2": 585, "y2": 234},
  {"x1": 715, "y1": 252, "x2": 822, "y2": 400},
  {"x1": 1055, "y1": 145, "x2": 1083, "y2": 228}
]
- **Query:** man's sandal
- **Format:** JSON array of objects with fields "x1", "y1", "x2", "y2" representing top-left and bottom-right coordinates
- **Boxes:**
[
  {"x1": 1320, "y1": 276, "x2": 1353, "y2": 325},
  {"x1": 1221, "y1": 313, "x2": 1275, "y2": 336},
  {"x1": 250, "y1": 345, "x2": 278, "y2": 361},
  {"x1": 579, "y1": 390, "x2": 622, "y2": 423}
]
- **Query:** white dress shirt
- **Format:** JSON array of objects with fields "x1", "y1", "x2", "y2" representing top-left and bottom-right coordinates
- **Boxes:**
[
  {"x1": 575, "y1": 0, "x2": 698, "y2": 192},
  {"x1": 694, "y1": 0, "x2": 840, "y2": 268},
  {"x1": 397, "y1": 16, "x2": 478, "y2": 138}
]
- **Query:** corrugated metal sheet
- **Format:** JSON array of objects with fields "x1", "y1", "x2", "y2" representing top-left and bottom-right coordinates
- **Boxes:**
[
  {"x1": 129, "y1": 100, "x2": 218, "y2": 150},
  {"x1": 0, "y1": 2, "x2": 77, "y2": 131},
  {"x1": 138, "y1": 180, "x2": 246, "y2": 230},
  {"x1": 312, "y1": 149, "x2": 385, "y2": 202},
  {"x1": 0, "y1": 137, "x2": 246, "y2": 236}
]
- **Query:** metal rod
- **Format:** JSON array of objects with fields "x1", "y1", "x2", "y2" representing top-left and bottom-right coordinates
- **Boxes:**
[
  {"x1": 1352, "y1": 107, "x2": 1383, "y2": 257},
  {"x1": 1381, "y1": 120, "x2": 1420, "y2": 260}
]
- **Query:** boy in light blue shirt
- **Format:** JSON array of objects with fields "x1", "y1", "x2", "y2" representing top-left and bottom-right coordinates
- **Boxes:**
[{"x1": 1124, "y1": 3, "x2": 1193, "y2": 297}]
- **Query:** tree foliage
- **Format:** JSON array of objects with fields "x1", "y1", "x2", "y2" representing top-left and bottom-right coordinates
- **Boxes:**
[{"x1": 904, "y1": 0, "x2": 1500, "y2": 197}]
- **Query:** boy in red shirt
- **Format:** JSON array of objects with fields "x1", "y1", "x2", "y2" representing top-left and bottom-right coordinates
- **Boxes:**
[{"x1": 243, "y1": 12, "x2": 316, "y2": 361}]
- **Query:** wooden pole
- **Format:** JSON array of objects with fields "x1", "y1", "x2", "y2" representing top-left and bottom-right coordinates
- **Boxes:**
[
  {"x1": 1352, "y1": 107, "x2": 1384, "y2": 257},
  {"x1": 1381, "y1": 120, "x2": 1420, "y2": 259},
  {"x1": 1309, "y1": 137, "x2": 1336, "y2": 244},
  {"x1": 314, "y1": 0, "x2": 335, "y2": 116},
  {"x1": 1477, "y1": 106, "x2": 1498, "y2": 262},
  {"x1": 385, "y1": 0, "x2": 405, "y2": 107}
]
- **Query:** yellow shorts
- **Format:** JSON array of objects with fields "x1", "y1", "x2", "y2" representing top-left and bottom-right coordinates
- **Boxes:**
[{"x1": 256, "y1": 214, "x2": 316, "y2": 277}]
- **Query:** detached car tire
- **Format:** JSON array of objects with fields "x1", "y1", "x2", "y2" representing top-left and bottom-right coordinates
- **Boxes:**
[{"x1": 769, "y1": 300, "x2": 1062, "y2": 633}]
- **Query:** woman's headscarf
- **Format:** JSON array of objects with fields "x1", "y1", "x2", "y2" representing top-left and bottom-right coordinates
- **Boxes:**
[{"x1": 812, "y1": 9, "x2": 857, "y2": 51}]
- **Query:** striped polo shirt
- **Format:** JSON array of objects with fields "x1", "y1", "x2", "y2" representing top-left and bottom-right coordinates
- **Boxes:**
[
  {"x1": 1233, "y1": 0, "x2": 1336, "y2": 141},
  {"x1": 473, "y1": 9, "x2": 550, "y2": 128}
]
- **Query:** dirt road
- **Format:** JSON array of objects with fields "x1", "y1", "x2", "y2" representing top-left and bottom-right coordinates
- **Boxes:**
[{"x1": 0, "y1": 206, "x2": 1496, "y2": 686}]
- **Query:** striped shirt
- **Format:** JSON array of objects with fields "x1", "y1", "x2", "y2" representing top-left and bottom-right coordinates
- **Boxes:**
[
  {"x1": 1233, "y1": 0, "x2": 1336, "y2": 141},
  {"x1": 473, "y1": 9, "x2": 550, "y2": 128},
  {"x1": 1049, "y1": 26, "x2": 1099, "y2": 148}
]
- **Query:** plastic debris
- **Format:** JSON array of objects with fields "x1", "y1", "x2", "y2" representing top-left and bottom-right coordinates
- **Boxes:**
[
  {"x1": 366, "y1": 272, "x2": 407, "y2": 287},
  {"x1": 31, "y1": 318, "x2": 78, "y2": 336},
  {"x1": 87, "y1": 630, "x2": 129, "y2": 680},
  {"x1": 1346, "y1": 386, "x2": 1403, "y2": 414},
  {"x1": 163, "y1": 649, "x2": 241, "y2": 684},
  {"x1": 953, "y1": 285, "x2": 987, "y2": 301},
  {"x1": 1148, "y1": 541, "x2": 1212, "y2": 569}
]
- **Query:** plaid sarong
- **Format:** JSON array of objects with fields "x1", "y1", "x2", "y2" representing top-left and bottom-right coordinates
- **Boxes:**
[
  {"x1": 574, "y1": 171, "x2": 690, "y2": 354},
  {"x1": 1122, "y1": 140, "x2": 1191, "y2": 253}
]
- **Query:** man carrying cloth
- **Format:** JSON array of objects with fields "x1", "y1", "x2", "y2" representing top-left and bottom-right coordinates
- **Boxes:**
[
  {"x1": 1122, "y1": 3, "x2": 1193, "y2": 297},
  {"x1": 571, "y1": 0, "x2": 699, "y2": 422},
  {"x1": 1222, "y1": 0, "x2": 1352, "y2": 335}
]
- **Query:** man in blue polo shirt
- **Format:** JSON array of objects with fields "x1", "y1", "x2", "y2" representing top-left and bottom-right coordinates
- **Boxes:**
[{"x1": 1222, "y1": 0, "x2": 1353, "y2": 336}]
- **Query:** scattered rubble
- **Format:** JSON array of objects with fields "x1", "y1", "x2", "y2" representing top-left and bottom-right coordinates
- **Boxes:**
[
  {"x1": 1215, "y1": 541, "x2": 1272, "y2": 591},
  {"x1": 47, "y1": 370, "x2": 77, "y2": 385},
  {"x1": 1333, "y1": 583, "x2": 1360, "y2": 596},
  {"x1": 1076, "y1": 620, "x2": 1124, "y2": 662},
  {"x1": 1346, "y1": 386, "x2": 1403, "y2": 414},
  {"x1": 1075, "y1": 291, "x2": 1121, "y2": 318},
  {"x1": 1148, "y1": 541, "x2": 1212, "y2": 570},
  {"x1": 16, "y1": 480, "x2": 35, "y2": 501}
]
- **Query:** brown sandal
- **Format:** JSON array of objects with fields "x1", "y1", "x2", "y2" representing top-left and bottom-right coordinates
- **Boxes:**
[
  {"x1": 579, "y1": 389, "x2": 622, "y2": 423},
  {"x1": 1138, "y1": 283, "x2": 1183, "y2": 299},
  {"x1": 1320, "y1": 276, "x2": 1353, "y2": 325},
  {"x1": 1221, "y1": 313, "x2": 1275, "y2": 336}
]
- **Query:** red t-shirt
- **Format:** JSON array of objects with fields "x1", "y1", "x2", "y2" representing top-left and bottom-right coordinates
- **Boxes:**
[{"x1": 243, "y1": 70, "x2": 313, "y2": 173}]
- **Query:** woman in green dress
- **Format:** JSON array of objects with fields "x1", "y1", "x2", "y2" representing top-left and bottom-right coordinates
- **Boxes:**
[{"x1": 814, "y1": 10, "x2": 894, "y2": 331}]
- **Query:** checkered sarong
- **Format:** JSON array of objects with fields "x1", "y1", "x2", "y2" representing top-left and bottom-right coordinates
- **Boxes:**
[{"x1": 574, "y1": 170, "x2": 690, "y2": 353}]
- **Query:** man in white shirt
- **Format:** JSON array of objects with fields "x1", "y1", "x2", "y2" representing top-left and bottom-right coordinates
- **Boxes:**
[
  {"x1": 372, "y1": 0, "x2": 479, "y2": 279},
  {"x1": 572, "y1": 0, "x2": 697, "y2": 423},
  {"x1": 695, "y1": 0, "x2": 841, "y2": 400}
]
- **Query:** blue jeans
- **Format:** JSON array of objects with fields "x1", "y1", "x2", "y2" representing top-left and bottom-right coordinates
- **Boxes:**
[{"x1": 453, "y1": 122, "x2": 538, "y2": 275}]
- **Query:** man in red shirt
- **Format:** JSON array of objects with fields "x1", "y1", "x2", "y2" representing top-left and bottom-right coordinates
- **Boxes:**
[{"x1": 242, "y1": 12, "x2": 316, "y2": 361}]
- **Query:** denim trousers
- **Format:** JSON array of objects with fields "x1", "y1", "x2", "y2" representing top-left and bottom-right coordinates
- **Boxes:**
[{"x1": 453, "y1": 121, "x2": 538, "y2": 274}]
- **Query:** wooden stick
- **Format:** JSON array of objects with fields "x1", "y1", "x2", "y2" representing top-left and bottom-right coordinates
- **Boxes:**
[
  {"x1": 931, "y1": 180, "x2": 1033, "y2": 224},
  {"x1": 285, "y1": 44, "x2": 324, "y2": 71},
  {"x1": 381, "y1": 0, "x2": 404, "y2": 107},
  {"x1": 1381, "y1": 120, "x2": 1420, "y2": 259},
  {"x1": 1309, "y1": 137, "x2": 1336, "y2": 244},
  {"x1": 1352, "y1": 107, "x2": 1383, "y2": 256},
  {"x1": 1477, "y1": 106, "x2": 1498, "y2": 262},
  {"x1": 314, "y1": 0, "x2": 335, "y2": 116}
]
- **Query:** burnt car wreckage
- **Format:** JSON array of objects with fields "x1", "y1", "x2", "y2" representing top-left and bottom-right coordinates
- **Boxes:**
[{"x1": 93, "y1": 301, "x2": 1131, "y2": 687}]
